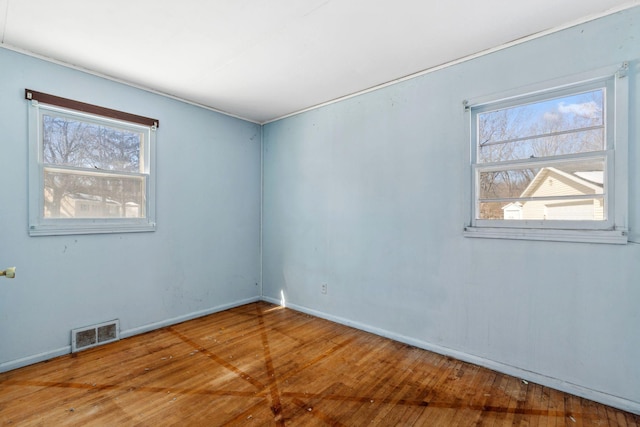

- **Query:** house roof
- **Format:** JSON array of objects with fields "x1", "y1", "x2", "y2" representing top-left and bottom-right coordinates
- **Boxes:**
[
  {"x1": 502, "y1": 202, "x2": 523, "y2": 211},
  {"x1": 574, "y1": 171, "x2": 605, "y2": 185},
  {"x1": 520, "y1": 167, "x2": 603, "y2": 198}
]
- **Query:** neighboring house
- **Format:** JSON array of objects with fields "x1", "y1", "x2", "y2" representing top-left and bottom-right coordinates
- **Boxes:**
[
  {"x1": 504, "y1": 167, "x2": 604, "y2": 220},
  {"x1": 63, "y1": 193, "x2": 121, "y2": 218},
  {"x1": 44, "y1": 189, "x2": 140, "y2": 218},
  {"x1": 502, "y1": 202, "x2": 523, "y2": 219}
]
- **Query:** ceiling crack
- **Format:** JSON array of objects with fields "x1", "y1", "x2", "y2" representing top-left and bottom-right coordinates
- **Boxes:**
[{"x1": 0, "y1": 0, "x2": 9, "y2": 44}]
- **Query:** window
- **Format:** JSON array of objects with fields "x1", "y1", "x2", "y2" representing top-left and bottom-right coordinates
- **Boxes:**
[
  {"x1": 464, "y1": 64, "x2": 628, "y2": 244},
  {"x1": 27, "y1": 90, "x2": 158, "y2": 236}
]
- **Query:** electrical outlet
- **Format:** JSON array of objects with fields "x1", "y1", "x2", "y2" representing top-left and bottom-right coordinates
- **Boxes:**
[{"x1": 321, "y1": 283, "x2": 327, "y2": 294}]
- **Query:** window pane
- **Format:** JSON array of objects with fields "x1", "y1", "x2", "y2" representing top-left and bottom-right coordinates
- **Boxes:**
[
  {"x1": 44, "y1": 168, "x2": 145, "y2": 219},
  {"x1": 477, "y1": 89, "x2": 605, "y2": 163},
  {"x1": 42, "y1": 114, "x2": 143, "y2": 172},
  {"x1": 479, "y1": 198, "x2": 605, "y2": 221},
  {"x1": 478, "y1": 159, "x2": 604, "y2": 201},
  {"x1": 478, "y1": 128, "x2": 604, "y2": 163},
  {"x1": 479, "y1": 168, "x2": 539, "y2": 200},
  {"x1": 477, "y1": 158, "x2": 605, "y2": 221}
]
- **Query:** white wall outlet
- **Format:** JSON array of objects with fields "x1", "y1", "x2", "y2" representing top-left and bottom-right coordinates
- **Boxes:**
[{"x1": 321, "y1": 283, "x2": 327, "y2": 294}]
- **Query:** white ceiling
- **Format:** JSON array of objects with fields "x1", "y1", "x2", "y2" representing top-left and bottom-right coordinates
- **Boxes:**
[{"x1": 1, "y1": 0, "x2": 638, "y2": 123}]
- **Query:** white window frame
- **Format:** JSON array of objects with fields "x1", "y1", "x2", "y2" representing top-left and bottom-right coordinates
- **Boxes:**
[
  {"x1": 463, "y1": 63, "x2": 629, "y2": 244},
  {"x1": 28, "y1": 100, "x2": 157, "y2": 236}
]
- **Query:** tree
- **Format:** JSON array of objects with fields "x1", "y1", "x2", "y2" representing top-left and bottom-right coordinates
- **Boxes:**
[
  {"x1": 476, "y1": 90, "x2": 604, "y2": 219},
  {"x1": 42, "y1": 114, "x2": 143, "y2": 218}
]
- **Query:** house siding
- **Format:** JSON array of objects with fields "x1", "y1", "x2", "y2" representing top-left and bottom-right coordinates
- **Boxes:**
[{"x1": 520, "y1": 170, "x2": 604, "y2": 220}]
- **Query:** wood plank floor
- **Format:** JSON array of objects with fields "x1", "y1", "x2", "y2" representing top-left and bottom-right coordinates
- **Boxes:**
[{"x1": 0, "y1": 302, "x2": 638, "y2": 426}]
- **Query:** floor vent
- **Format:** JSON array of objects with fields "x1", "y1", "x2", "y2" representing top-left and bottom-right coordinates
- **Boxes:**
[{"x1": 71, "y1": 320, "x2": 120, "y2": 352}]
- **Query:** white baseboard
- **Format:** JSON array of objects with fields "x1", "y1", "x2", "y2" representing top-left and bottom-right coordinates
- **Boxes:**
[
  {"x1": 120, "y1": 296, "x2": 261, "y2": 339},
  {"x1": 261, "y1": 296, "x2": 640, "y2": 415},
  {"x1": 0, "y1": 296, "x2": 261, "y2": 374},
  {"x1": 0, "y1": 346, "x2": 71, "y2": 373},
  {"x1": 4, "y1": 295, "x2": 638, "y2": 415}
]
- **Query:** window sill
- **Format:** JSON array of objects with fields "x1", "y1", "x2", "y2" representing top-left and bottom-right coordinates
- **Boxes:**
[
  {"x1": 463, "y1": 226, "x2": 627, "y2": 244},
  {"x1": 29, "y1": 222, "x2": 156, "y2": 236}
]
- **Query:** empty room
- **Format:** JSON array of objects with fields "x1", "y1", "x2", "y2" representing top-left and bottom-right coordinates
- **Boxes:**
[{"x1": 0, "y1": 1, "x2": 639, "y2": 425}]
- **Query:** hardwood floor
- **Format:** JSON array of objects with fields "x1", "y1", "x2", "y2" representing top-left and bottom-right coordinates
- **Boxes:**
[{"x1": 1, "y1": 302, "x2": 637, "y2": 426}]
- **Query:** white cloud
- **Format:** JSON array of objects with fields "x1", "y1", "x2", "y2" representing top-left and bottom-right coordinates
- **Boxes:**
[
  {"x1": 543, "y1": 111, "x2": 560, "y2": 121},
  {"x1": 557, "y1": 101, "x2": 600, "y2": 119}
]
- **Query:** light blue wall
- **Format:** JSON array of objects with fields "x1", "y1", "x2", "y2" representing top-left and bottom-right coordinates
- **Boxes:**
[
  {"x1": 263, "y1": 8, "x2": 640, "y2": 412},
  {"x1": 0, "y1": 48, "x2": 262, "y2": 369},
  {"x1": 1, "y1": 6, "x2": 638, "y2": 414}
]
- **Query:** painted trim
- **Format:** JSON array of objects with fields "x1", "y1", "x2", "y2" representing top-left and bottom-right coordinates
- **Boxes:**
[
  {"x1": 463, "y1": 62, "x2": 631, "y2": 244},
  {"x1": 462, "y1": 226, "x2": 627, "y2": 244},
  {"x1": 120, "y1": 296, "x2": 261, "y2": 339},
  {"x1": 0, "y1": 296, "x2": 260, "y2": 373},
  {"x1": 27, "y1": 102, "x2": 157, "y2": 236},
  {"x1": 261, "y1": 296, "x2": 640, "y2": 415},
  {"x1": 0, "y1": 44, "x2": 261, "y2": 125},
  {"x1": 263, "y1": 3, "x2": 640, "y2": 124},
  {"x1": 259, "y1": 124, "x2": 264, "y2": 297},
  {"x1": 0, "y1": 346, "x2": 71, "y2": 373},
  {"x1": 2, "y1": 4, "x2": 639, "y2": 125},
  {"x1": 3, "y1": 295, "x2": 639, "y2": 414}
]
